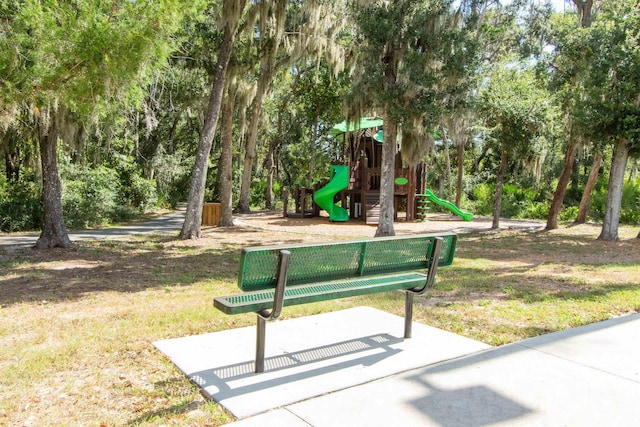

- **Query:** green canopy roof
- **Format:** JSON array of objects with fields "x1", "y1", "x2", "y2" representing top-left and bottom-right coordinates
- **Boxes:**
[
  {"x1": 329, "y1": 118, "x2": 440, "y2": 142},
  {"x1": 329, "y1": 118, "x2": 384, "y2": 137}
]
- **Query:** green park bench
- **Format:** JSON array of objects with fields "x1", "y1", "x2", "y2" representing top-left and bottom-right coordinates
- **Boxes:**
[{"x1": 214, "y1": 232, "x2": 458, "y2": 373}]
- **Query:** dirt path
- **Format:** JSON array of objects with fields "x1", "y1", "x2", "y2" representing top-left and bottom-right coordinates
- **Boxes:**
[{"x1": 232, "y1": 211, "x2": 545, "y2": 238}]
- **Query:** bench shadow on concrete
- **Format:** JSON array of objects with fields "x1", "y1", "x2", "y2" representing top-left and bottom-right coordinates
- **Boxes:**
[
  {"x1": 191, "y1": 333, "x2": 403, "y2": 401},
  {"x1": 155, "y1": 307, "x2": 495, "y2": 419}
]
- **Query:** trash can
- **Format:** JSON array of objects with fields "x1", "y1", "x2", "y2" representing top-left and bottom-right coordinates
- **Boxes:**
[{"x1": 202, "y1": 203, "x2": 221, "y2": 226}]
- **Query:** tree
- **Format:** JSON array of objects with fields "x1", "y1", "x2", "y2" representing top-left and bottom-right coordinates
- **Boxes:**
[
  {"x1": 479, "y1": 64, "x2": 556, "y2": 229},
  {"x1": 236, "y1": 0, "x2": 348, "y2": 213},
  {"x1": 180, "y1": 0, "x2": 249, "y2": 239},
  {"x1": 236, "y1": 0, "x2": 289, "y2": 213},
  {"x1": 217, "y1": 83, "x2": 237, "y2": 227},
  {"x1": 349, "y1": 0, "x2": 484, "y2": 236},
  {"x1": 575, "y1": 150, "x2": 602, "y2": 223},
  {"x1": 443, "y1": 115, "x2": 473, "y2": 208},
  {"x1": 579, "y1": 0, "x2": 640, "y2": 241},
  {"x1": 544, "y1": 1, "x2": 593, "y2": 230},
  {"x1": 2, "y1": 0, "x2": 194, "y2": 248},
  {"x1": 598, "y1": 138, "x2": 630, "y2": 240}
]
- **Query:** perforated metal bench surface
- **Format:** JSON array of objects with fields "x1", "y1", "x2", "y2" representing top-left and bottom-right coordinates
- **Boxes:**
[
  {"x1": 212, "y1": 232, "x2": 458, "y2": 373},
  {"x1": 214, "y1": 233, "x2": 457, "y2": 314},
  {"x1": 215, "y1": 272, "x2": 431, "y2": 314}
]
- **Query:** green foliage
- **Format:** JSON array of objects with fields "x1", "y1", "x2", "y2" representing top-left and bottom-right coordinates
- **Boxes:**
[
  {"x1": 583, "y1": 176, "x2": 640, "y2": 224},
  {"x1": 166, "y1": 172, "x2": 192, "y2": 208},
  {"x1": 250, "y1": 178, "x2": 267, "y2": 208},
  {"x1": 620, "y1": 179, "x2": 640, "y2": 224},
  {"x1": 589, "y1": 178, "x2": 609, "y2": 221},
  {"x1": 516, "y1": 201, "x2": 548, "y2": 220},
  {"x1": 501, "y1": 184, "x2": 538, "y2": 218},
  {"x1": 469, "y1": 183, "x2": 495, "y2": 216},
  {"x1": 151, "y1": 150, "x2": 195, "y2": 208},
  {"x1": 558, "y1": 206, "x2": 579, "y2": 222},
  {"x1": 349, "y1": 0, "x2": 482, "y2": 132},
  {"x1": 111, "y1": 155, "x2": 158, "y2": 211},
  {"x1": 3, "y1": 0, "x2": 639, "y2": 236},
  {"x1": 0, "y1": 176, "x2": 42, "y2": 232},
  {"x1": 4, "y1": 0, "x2": 204, "y2": 111},
  {"x1": 61, "y1": 156, "x2": 159, "y2": 229},
  {"x1": 479, "y1": 63, "x2": 558, "y2": 158},
  {"x1": 62, "y1": 164, "x2": 119, "y2": 229},
  {"x1": 470, "y1": 182, "x2": 550, "y2": 220},
  {"x1": 581, "y1": 1, "x2": 640, "y2": 151}
]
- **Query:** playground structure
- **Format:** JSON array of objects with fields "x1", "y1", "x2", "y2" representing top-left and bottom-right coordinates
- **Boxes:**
[{"x1": 284, "y1": 118, "x2": 473, "y2": 224}]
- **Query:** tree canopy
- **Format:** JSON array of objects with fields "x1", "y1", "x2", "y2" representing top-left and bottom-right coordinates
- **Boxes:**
[{"x1": 1, "y1": 0, "x2": 638, "y2": 244}]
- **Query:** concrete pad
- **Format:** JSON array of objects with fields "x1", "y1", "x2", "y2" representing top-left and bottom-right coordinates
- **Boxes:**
[
  {"x1": 153, "y1": 307, "x2": 490, "y2": 419},
  {"x1": 518, "y1": 312, "x2": 640, "y2": 382},
  {"x1": 285, "y1": 313, "x2": 640, "y2": 427}
]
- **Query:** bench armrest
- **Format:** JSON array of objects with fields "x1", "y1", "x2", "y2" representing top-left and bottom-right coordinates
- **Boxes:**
[
  {"x1": 258, "y1": 250, "x2": 290, "y2": 320},
  {"x1": 409, "y1": 236, "x2": 443, "y2": 295}
]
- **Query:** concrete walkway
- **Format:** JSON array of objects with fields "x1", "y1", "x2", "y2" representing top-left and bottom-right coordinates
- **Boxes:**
[
  {"x1": 155, "y1": 307, "x2": 640, "y2": 427},
  {"x1": 0, "y1": 207, "x2": 186, "y2": 248}
]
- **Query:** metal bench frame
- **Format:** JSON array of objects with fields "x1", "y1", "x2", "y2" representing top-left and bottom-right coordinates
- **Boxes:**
[{"x1": 215, "y1": 234, "x2": 452, "y2": 373}]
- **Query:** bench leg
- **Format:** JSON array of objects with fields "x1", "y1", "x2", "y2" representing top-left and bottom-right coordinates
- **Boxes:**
[
  {"x1": 405, "y1": 291, "x2": 414, "y2": 338},
  {"x1": 256, "y1": 315, "x2": 267, "y2": 373},
  {"x1": 255, "y1": 250, "x2": 291, "y2": 374}
]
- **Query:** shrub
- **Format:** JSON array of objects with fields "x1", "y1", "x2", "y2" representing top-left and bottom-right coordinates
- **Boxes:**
[
  {"x1": 519, "y1": 201, "x2": 549, "y2": 220},
  {"x1": 62, "y1": 165, "x2": 118, "y2": 229},
  {"x1": 250, "y1": 178, "x2": 267, "y2": 209},
  {"x1": 589, "y1": 176, "x2": 640, "y2": 224},
  {"x1": 0, "y1": 178, "x2": 42, "y2": 232},
  {"x1": 589, "y1": 177, "x2": 609, "y2": 221},
  {"x1": 469, "y1": 183, "x2": 494, "y2": 216},
  {"x1": 559, "y1": 206, "x2": 579, "y2": 222},
  {"x1": 120, "y1": 174, "x2": 157, "y2": 212}
]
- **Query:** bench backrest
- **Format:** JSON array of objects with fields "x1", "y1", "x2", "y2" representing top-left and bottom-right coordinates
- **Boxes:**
[{"x1": 237, "y1": 232, "x2": 457, "y2": 292}]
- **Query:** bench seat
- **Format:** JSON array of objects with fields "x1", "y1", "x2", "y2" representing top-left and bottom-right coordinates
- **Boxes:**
[{"x1": 214, "y1": 271, "x2": 429, "y2": 314}]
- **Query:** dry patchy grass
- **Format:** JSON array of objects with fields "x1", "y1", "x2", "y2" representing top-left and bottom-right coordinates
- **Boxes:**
[{"x1": 0, "y1": 220, "x2": 639, "y2": 426}]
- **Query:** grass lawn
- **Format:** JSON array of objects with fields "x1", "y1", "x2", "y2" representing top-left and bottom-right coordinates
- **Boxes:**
[{"x1": 1, "y1": 223, "x2": 639, "y2": 426}]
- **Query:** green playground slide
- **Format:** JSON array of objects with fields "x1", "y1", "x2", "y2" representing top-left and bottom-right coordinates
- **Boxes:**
[
  {"x1": 314, "y1": 165, "x2": 349, "y2": 222},
  {"x1": 424, "y1": 189, "x2": 474, "y2": 221}
]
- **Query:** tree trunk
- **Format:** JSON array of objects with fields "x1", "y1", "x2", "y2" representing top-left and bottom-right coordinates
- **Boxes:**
[
  {"x1": 492, "y1": 143, "x2": 508, "y2": 230},
  {"x1": 443, "y1": 130, "x2": 452, "y2": 201},
  {"x1": 218, "y1": 87, "x2": 236, "y2": 227},
  {"x1": 575, "y1": 150, "x2": 603, "y2": 224},
  {"x1": 309, "y1": 116, "x2": 318, "y2": 188},
  {"x1": 375, "y1": 107, "x2": 396, "y2": 237},
  {"x1": 598, "y1": 138, "x2": 629, "y2": 241},
  {"x1": 266, "y1": 106, "x2": 285, "y2": 211},
  {"x1": 265, "y1": 151, "x2": 275, "y2": 210},
  {"x1": 3, "y1": 129, "x2": 21, "y2": 181},
  {"x1": 455, "y1": 140, "x2": 464, "y2": 208},
  {"x1": 35, "y1": 108, "x2": 72, "y2": 249},
  {"x1": 237, "y1": 81, "x2": 268, "y2": 213},
  {"x1": 237, "y1": 0, "x2": 290, "y2": 213},
  {"x1": 180, "y1": 1, "x2": 246, "y2": 239},
  {"x1": 546, "y1": 141, "x2": 578, "y2": 230},
  {"x1": 572, "y1": 0, "x2": 593, "y2": 28},
  {"x1": 265, "y1": 132, "x2": 276, "y2": 210}
]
